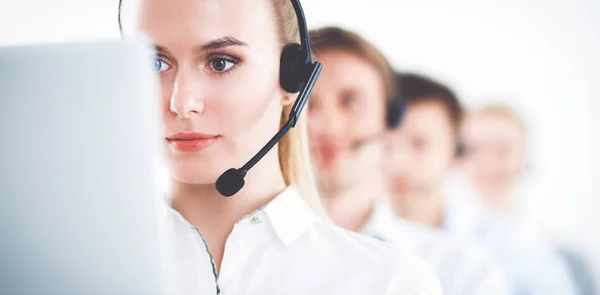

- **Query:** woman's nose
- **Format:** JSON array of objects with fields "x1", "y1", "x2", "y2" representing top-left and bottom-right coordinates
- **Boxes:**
[{"x1": 169, "y1": 66, "x2": 205, "y2": 118}]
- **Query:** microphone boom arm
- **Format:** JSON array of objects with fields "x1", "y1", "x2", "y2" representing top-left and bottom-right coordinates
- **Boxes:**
[{"x1": 240, "y1": 62, "x2": 322, "y2": 174}]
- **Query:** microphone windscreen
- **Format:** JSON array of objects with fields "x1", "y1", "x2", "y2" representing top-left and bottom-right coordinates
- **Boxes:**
[{"x1": 215, "y1": 168, "x2": 245, "y2": 197}]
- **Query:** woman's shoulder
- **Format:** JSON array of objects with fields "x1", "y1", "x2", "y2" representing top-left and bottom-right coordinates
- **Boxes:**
[{"x1": 302, "y1": 219, "x2": 443, "y2": 294}]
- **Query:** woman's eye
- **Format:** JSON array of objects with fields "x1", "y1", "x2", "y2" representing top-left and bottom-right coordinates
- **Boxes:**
[
  {"x1": 153, "y1": 58, "x2": 170, "y2": 73},
  {"x1": 209, "y1": 58, "x2": 236, "y2": 72}
]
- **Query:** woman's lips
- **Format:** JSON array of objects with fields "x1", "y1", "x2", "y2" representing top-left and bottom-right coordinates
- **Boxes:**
[{"x1": 165, "y1": 132, "x2": 220, "y2": 152}]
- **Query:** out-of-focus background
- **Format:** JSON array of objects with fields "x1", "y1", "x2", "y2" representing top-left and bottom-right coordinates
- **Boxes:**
[{"x1": 1, "y1": 0, "x2": 598, "y2": 286}]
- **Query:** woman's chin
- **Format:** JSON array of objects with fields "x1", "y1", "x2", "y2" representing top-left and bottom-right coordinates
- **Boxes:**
[
  {"x1": 164, "y1": 156, "x2": 233, "y2": 185},
  {"x1": 169, "y1": 167, "x2": 223, "y2": 185}
]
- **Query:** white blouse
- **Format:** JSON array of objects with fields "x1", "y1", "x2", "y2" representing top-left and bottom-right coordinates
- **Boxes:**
[
  {"x1": 361, "y1": 203, "x2": 509, "y2": 295},
  {"x1": 158, "y1": 187, "x2": 442, "y2": 295}
]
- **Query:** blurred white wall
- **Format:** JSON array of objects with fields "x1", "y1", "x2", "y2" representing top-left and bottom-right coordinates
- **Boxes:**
[{"x1": 1, "y1": 0, "x2": 598, "y2": 284}]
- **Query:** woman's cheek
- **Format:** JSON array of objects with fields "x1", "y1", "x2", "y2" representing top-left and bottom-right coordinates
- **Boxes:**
[{"x1": 211, "y1": 72, "x2": 281, "y2": 137}]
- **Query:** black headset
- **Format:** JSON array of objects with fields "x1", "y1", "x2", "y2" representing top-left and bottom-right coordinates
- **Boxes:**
[
  {"x1": 118, "y1": 0, "x2": 322, "y2": 197},
  {"x1": 216, "y1": 0, "x2": 322, "y2": 196},
  {"x1": 386, "y1": 96, "x2": 464, "y2": 157},
  {"x1": 386, "y1": 99, "x2": 405, "y2": 130},
  {"x1": 455, "y1": 139, "x2": 466, "y2": 157}
]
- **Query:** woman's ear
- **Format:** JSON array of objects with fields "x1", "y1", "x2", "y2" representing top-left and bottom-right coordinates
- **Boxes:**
[{"x1": 281, "y1": 92, "x2": 297, "y2": 106}]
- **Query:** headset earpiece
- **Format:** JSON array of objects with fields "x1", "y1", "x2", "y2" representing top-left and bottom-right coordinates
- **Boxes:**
[
  {"x1": 456, "y1": 140, "x2": 466, "y2": 157},
  {"x1": 280, "y1": 43, "x2": 309, "y2": 93},
  {"x1": 386, "y1": 99, "x2": 406, "y2": 130},
  {"x1": 215, "y1": 0, "x2": 322, "y2": 197}
]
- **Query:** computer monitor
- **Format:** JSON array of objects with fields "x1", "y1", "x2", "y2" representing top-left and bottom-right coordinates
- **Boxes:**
[{"x1": 0, "y1": 39, "x2": 165, "y2": 295}]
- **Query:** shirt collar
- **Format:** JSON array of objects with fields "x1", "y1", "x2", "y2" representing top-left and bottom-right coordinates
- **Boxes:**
[
  {"x1": 160, "y1": 186, "x2": 317, "y2": 247},
  {"x1": 360, "y1": 202, "x2": 398, "y2": 242},
  {"x1": 159, "y1": 192, "x2": 195, "y2": 230},
  {"x1": 263, "y1": 186, "x2": 318, "y2": 246}
]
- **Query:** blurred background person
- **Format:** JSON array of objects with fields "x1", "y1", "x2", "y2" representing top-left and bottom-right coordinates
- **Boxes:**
[
  {"x1": 387, "y1": 72, "x2": 578, "y2": 294},
  {"x1": 460, "y1": 105, "x2": 527, "y2": 214},
  {"x1": 307, "y1": 26, "x2": 508, "y2": 295},
  {"x1": 386, "y1": 73, "x2": 464, "y2": 228},
  {"x1": 460, "y1": 104, "x2": 594, "y2": 295}
]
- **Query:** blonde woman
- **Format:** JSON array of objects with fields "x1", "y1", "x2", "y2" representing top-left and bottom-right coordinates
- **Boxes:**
[{"x1": 118, "y1": 0, "x2": 441, "y2": 294}]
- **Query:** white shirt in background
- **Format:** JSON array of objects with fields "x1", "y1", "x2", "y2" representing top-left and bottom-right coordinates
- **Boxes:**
[
  {"x1": 446, "y1": 205, "x2": 578, "y2": 295},
  {"x1": 361, "y1": 203, "x2": 509, "y2": 295},
  {"x1": 443, "y1": 177, "x2": 578, "y2": 295},
  {"x1": 158, "y1": 187, "x2": 443, "y2": 295}
]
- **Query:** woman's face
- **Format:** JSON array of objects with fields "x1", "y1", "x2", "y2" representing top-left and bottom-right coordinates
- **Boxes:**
[{"x1": 130, "y1": 0, "x2": 288, "y2": 184}]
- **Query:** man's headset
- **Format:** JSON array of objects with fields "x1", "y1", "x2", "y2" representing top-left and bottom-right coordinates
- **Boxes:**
[
  {"x1": 385, "y1": 97, "x2": 464, "y2": 157},
  {"x1": 386, "y1": 99, "x2": 405, "y2": 130},
  {"x1": 345, "y1": 87, "x2": 405, "y2": 150},
  {"x1": 215, "y1": 0, "x2": 322, "y2": 197}
]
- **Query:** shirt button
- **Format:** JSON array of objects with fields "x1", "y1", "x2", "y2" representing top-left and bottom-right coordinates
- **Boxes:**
[{"x1": 250, "y1": 216, "x2": 262, "y2": 224}]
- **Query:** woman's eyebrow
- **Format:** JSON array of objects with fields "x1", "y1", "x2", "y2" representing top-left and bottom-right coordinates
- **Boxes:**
[
  {"x1": 152, "y1": 36, "x2": 247, "y2": 56},
  {"x1": 154, "y1": 44, "x2": 169, "y2": 54},
  {"x1": 193, "y1": 36, "x2": 248, "y2": 52}
]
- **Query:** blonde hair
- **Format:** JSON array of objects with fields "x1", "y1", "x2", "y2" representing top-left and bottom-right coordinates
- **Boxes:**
[{"x1": 271, "y1": 0, "x2": 325, "y2": 214}]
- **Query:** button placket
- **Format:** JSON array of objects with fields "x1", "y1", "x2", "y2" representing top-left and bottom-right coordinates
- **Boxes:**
[
  {"x1": 218, "y1": 220, "x2": 246, "y2": 291},
  {"x1": 193, "y1": 228, "x2": 221, "y2": 295},
  {"x1": 219, "y1": 212, "x2": 267, "y2": 290}
]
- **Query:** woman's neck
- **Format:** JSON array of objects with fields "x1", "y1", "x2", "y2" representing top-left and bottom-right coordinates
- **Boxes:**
[
  {"x1": 320, "y1": 172, "x2": 387, "y2": 232},
  {"x1": 168, "y1": 154, "x2": 286, "y2": 273}
]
